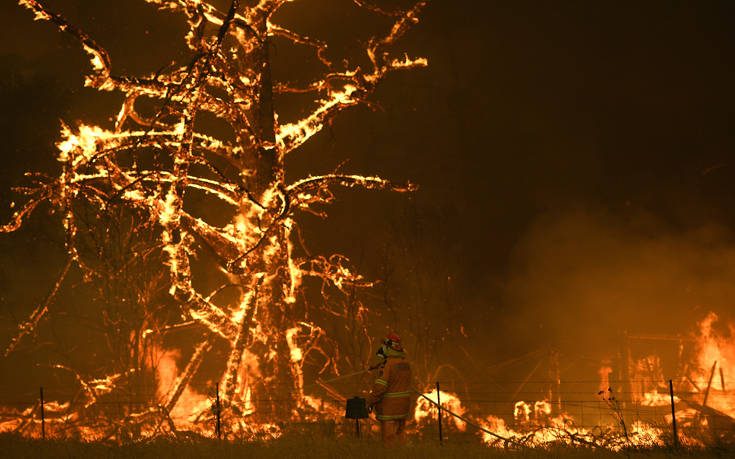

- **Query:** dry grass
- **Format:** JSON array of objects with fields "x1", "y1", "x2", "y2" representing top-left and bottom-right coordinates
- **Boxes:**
[{"x1": 1, "y1": 432, "x2": 734, "y2": 459}]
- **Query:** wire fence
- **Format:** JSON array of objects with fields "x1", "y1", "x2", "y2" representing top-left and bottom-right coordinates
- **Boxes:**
[{"x1": 0, "y1": 378, "x2": 733, "y2": 442}]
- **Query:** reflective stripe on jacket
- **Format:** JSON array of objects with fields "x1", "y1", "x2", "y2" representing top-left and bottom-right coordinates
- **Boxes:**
[{"x1": 366, "y1": 355, "x2": 412, "y2": 421}]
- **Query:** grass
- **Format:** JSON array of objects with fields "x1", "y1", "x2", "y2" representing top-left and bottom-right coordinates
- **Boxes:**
[{"x1": 1, "y1": 432, "x2": 734, "y2": 459}]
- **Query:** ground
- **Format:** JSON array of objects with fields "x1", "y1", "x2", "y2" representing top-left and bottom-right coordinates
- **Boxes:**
[{"x1": 1, "y1": 433, "x2": 734, "y2": 459}]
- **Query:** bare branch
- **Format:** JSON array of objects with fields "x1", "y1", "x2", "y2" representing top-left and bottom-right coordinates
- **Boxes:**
[{"x1": 3, "y1": 257, "x2": 73, "y2": 357}]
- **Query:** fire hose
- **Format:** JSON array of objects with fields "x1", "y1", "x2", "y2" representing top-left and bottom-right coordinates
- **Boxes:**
[
  {"x1": 307, "y1": 370, "x2": 518, "y2": 445},
  {"x1": 412, "y1": 389, "x2": 519, "y2": 446}
]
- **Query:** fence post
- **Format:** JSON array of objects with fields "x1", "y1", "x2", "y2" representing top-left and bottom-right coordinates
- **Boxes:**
[
  {"x1": 436, "y1": 381, "x2": 443, "y2": 445},
  {"x1": 669, "y1": 379, "x2": 678, "y2": 447},
  {"x1": 215, "y1": 383, "x2": 222, "y2": 440},
  {"x1": 39, "y1": 386, "x2": 45, "y2": 440}
]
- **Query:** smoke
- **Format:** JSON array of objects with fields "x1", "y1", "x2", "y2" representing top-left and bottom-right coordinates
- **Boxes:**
[{"x1": 504, "y1": 208, "x2": 735, "y2": 356}]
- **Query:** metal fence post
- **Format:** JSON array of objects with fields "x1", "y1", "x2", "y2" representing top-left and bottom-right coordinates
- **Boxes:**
[
  {"x1": 669, "y1": 379, "x2": 678, "y2": 447},
  {"x1": 39, "y1": 387, "x2": 46, "y2": 440},
  {"x1": 216, "y1": 383, "x2": 222, "y2": 440},
  {"x1": 436, "y1": 381, "x2": 443, "y2": 445}
]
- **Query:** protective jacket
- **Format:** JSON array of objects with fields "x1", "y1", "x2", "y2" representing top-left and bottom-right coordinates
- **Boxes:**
[{"x1": 366, "y1": 348, "x2": 412, "y2": 421}]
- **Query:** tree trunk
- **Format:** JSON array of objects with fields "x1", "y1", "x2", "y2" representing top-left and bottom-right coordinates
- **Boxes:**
[{"x1": 221, "y1": 21, "x2": 300, "y2": 421}]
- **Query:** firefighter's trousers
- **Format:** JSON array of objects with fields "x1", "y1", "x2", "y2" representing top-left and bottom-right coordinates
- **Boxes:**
[{"x1": 380, "y1": 418, "x2": 407, "y2": 446}]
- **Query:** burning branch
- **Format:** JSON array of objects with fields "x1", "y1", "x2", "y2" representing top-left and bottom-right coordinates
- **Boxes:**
[
  {"x1": 5, "y1": 0, "x2": 428, "y2": 433},
  {"x1": 3, "y1": 257, "x2": 73, "y2": 357}
]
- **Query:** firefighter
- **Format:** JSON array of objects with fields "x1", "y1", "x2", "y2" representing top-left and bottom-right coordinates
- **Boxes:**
[{"x1": 366, "y1": 332, "x2": 413, "y2": 446}]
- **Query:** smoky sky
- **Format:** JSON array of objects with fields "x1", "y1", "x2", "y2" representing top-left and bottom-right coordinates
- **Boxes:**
[{"x1": 1, "y1": 0, "x2": 735, "y2": 385}]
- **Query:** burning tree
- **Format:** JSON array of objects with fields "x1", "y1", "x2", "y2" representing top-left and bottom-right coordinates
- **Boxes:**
[{"x1": 3, "y1": 0, "x2": 426, "y2": 434}]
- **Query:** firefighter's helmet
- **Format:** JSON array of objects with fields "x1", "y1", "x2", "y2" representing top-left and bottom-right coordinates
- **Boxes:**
[{"x1": 384, "y1": 332, "x2": 404, "y2": 352}]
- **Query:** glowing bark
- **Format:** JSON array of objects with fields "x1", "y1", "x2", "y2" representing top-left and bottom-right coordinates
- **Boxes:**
[{"x1": 5, "y1": 0, "x2": 427, "y2": 430}]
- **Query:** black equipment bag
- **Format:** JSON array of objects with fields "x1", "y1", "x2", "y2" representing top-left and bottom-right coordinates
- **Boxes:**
[{"x1": 345, "y1": 397, "x2": 369, "y2": 419}]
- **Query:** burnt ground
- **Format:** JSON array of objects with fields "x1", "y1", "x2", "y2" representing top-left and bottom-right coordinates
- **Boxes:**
[{"x1": 1, "y1": 433, "x2": 734, "y2": 459}]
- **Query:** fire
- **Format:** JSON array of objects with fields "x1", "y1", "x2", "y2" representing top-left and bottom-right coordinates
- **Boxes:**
[
  {"x1": 640, "y1": 390, "x2": 676, "y2": 407},
  {"x1": 690, "y1": 312, "x2": 734, "y2": 414},
  {"x1": 415, "y1": 389, "x2": 467, "y2": 431},
  {"x1": 4, "y1": 0, "x2": 735, "y2": 449},
  {"x1": 632, "y1": 312, "x2": 735, "y2": 419},
  {"x1": 409, "y1": 312, "x2": 735, "y2": 449},
  {"x1": 513, "y1": 400, "x2": 552, "y2": 425},
  {"x1": 3, "y1": 0, "x2": 427, "y2": 439}
]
